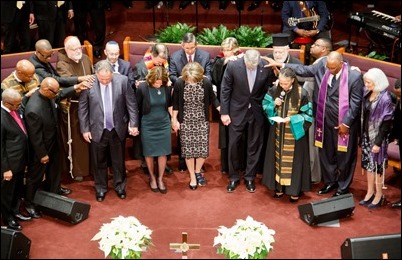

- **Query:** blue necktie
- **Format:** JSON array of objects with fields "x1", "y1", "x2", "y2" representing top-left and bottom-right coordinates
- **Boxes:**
[
  {"x1": 104, "y1": 85, "x2": 114, "y2": 130},
  {"x1": 330, "y1": 76, "x2": 336, "y2": 88}
]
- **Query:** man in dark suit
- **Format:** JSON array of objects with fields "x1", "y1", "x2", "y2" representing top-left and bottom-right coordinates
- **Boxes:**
[
  {"x1": 220, "y1": 49, "x2": 275, "y2": 193},
  {"x1": 78, "y1": 60, "x2": 139, "y2": 202},
  {"x1": 32, "y1": 1, "x2": 74, "y2": 48},
  {"x1": 1, "y1": 1, "x2": 34, "y2": 54},
  {"x1": 30, "y1": 38, "x2": 94, "y2": 186},
  {"x1": 1, "y1": 89, "x2": 30, "y2": 230},
  {"x1": 264, "y1": 51, "x2": 364, "y2": 197},
  {"x1": 169, "y1": 32, "x2": 212, "y2": 171},
  {"x1": 24, "y1": 77, "x2": 86, "y2": 218}
]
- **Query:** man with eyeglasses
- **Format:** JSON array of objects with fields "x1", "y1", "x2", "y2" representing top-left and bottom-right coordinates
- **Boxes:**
[
  {"x1": 29, "y1": 38, "x2": 94, "y2": 190},
  {"x1": 23, "y1": 77, "x2": 90, "y2": 218},
  {"x1": 55, "y1": 36, "x2": 94, "y2": 182}
]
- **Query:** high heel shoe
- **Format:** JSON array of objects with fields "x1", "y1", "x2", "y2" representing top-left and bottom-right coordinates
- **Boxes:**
[
  {"x1": 189, "y1": 183, "x2": 197, "y2": 190},
  {"x1": 368, "y1": 196, "x2": 385, "y2": 209},
  {"x1": 359, "y1": 194, "x2": 375, "y2": 206}
]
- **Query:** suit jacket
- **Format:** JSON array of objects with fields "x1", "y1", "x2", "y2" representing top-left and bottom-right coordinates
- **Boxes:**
[
  {"x1": 29, "y1": 53, "x2": 78, "y2": 87},
  {"x1": 24, "y1": 88, "x2": 76, "y2": 160},
  {"x1": 32, "y1": 1, "x2": 72, "y2": 21},
  {"x1": 286, "y1": 58, "x2": 364, "y2": 128},
  {"x1": 1, "y1": 107, "x2": 28, "y2": 175},
  {"x1": 116, "y1": 58, "x2": 136, "y2": 90},
  {"x1": 220, "y1": 56, "x2": 275, "y2": 125},
  {"x1": 281, "y1": 1, "x2": 329, "y2": 32},
  {"x1": 169, "y1": 48, "x2": 212, "y2": 84},
  {"x1": 1, "y1": 1, "x2": 33, "y2": 23},
  {"x1": 78, "y1": 73, "x2": 139, "y2": 143}
]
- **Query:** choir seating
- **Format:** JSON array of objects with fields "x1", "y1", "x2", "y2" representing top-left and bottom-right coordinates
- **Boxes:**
[{"x1": 1, "y1": 40, "x2": 93, "y2": 82}]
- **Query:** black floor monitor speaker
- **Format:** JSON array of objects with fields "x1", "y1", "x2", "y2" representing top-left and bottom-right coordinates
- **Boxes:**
[
  {"x1": 33, "y1": 190, "x2": 90, "y2": 224},
  {"x1": 1, "y1": 228, "x2": 31, "y2": 259},
  {"x1": 298, "y1": 193, "x2": 355, "y2": 225},
  {"x1": 341, "y1": 233, "x2": 401, "y2": 259}
]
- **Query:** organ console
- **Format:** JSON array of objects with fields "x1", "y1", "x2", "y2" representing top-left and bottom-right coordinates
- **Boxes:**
[{"x1": 347, "y1": 10, "x2": 400, "y2": 62}]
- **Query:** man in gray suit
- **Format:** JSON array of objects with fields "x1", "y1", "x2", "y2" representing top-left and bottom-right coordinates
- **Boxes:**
[
  {"x1": 220, "y1": 49, "x2": 275, "y2": 193},
  {"x1": 78, "y1": 60, "x2": 139, "y2": 202},
  {"x1": 169, "y1": 32, "x2": 212, "y2": 171}
]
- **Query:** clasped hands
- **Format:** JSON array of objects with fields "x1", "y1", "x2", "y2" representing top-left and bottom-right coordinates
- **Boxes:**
[
  {"x1": 128, "y1": 126, "x2": 139, "y2": 136},
  {"x1": 334, "y1": 123, "x2": 349, "y2": 138}
]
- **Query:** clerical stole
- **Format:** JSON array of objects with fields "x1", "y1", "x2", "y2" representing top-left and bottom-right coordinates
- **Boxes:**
[{"x1": 275, "y1": 88, "x2": 302, "y2": 186}]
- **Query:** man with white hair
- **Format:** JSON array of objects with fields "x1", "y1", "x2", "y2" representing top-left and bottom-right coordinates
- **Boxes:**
[
  {"x1": 220, "y1": 49, "x2": 276, "y2": 193},
  {"x1": 56, "y1": 36, "x2": 95, "y2": 182}
]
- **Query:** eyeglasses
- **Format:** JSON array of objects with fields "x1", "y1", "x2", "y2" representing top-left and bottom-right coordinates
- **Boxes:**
[
  {"x1": 37, "y1": 51, "x2": 53, "y2": 59},
  {"x1": 48, "y1": 88, "x2": 59, "y2": 95}
]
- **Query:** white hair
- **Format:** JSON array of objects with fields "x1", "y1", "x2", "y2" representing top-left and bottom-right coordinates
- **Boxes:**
[{"x1": 363, "y1": 68, "x2": 389, "y2": 92}]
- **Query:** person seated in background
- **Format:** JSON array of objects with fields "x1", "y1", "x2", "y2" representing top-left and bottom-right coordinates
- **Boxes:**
[
  {"x1": 281, "y1": 0, "x2": 331, "y2": 64},
  {"x1": 56, "y1": 36, "x2": 95, "y2": 182},
  {"x1": 1, "y1": 59, "x2": 40, "y2": 109},
  {"x1": 134, "y1": 43, "x2": 173, "y2": 175}
]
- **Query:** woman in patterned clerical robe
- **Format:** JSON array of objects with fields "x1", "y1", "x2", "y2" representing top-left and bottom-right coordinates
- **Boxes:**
[{"x1": 261, "y1": 67, "x2": 313, "y2": 202}]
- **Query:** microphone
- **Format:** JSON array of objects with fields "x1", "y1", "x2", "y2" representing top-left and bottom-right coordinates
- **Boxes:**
[{"x1": 280, "y1": 91, "x2": 286, "y2": 100}]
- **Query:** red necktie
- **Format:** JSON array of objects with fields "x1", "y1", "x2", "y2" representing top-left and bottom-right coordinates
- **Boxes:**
[
  {"x1": 188, "y1": 55, "x2": 192, "y2": 63},
  {"x1": 10, "y1": 110, "x2": 26, "y2": 134}
]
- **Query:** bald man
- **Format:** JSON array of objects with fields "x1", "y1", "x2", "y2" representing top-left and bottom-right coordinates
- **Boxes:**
[
  {"x1": 24, "y1": 77, "x2": 88, "y2": 218},
  {"x1": 1, "y1": 59, "x2": 40, "y2": 109},
  {"x1": 1, "y1": 89, "x2": 29, "y2": 230}
]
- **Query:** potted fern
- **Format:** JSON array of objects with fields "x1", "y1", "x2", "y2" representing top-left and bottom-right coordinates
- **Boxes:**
[
  {"x1": 155, "y1": 22, "x2": 196, "y2": 43},
  {"x1": 197, "y1": 24, "x2": 235, "y2": 45},
  {"x1": 234, "y1": 25, "x2": 272, "y2": 48}
]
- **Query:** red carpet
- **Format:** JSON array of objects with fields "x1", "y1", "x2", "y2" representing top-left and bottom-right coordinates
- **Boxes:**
[{"x1": 10, "y1": 122, "x2": 401, "y2": 259}]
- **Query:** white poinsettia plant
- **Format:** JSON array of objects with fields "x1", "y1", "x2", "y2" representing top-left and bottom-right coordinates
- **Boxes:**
[
  {"x1": 91, "y1": 216, "x2": 153, "y2": 259},
  {"x1": 213, "y1": 216, "x2": 275, "y2": 259}
]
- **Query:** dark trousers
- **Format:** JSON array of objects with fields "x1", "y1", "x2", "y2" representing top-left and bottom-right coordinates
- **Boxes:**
[
  {"x1": 228, "y1": 109, "x2": 264, "y2": 181},
  {"x1": 74, "y1": 8, "x2": 106, "y2": 51},
  {"x1": 26, "y1": 143, "x2": 61, "y2": 206},
  {"x1": 1, "y1": 169, "x2": 24, "y2": 220},
  {"x1": 90, "y1": 129, "x2": 127, "y2": 193}
]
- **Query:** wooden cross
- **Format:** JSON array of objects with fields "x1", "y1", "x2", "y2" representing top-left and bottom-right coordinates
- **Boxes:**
[{"x1": 169, "y1": 232, "x2": 200, "y2": 259}]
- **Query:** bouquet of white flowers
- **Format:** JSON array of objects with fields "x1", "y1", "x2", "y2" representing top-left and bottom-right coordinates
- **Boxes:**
[
  {"x1": 91, "y1": 216, "x2": 153, "y2": 259},
  {"x1": 213, "y1": 216, "x2": 275, "y2": 259}
]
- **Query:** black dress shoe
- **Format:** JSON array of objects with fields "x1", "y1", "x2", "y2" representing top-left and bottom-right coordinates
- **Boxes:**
[
  {"x1": 245, "y1": 180, "x2": 256, "y2": 193},
  {"x1": 14, "y1": 213, "x2": 32, "y2": 221},
  {"x1": 332, "y1": 190, "x2": 350, "y2": 197},
  {"x1": 6, "y1": 218, "x2": 22, "y2": 231},
  {"x1": 96, "y1": 192, "x2": 106, "y2": 202},
  {"x1": 189, "y1": 183, "x2": 197, "y2": 190},
  {"x1": 227, "y1": 180, "x2": 240, "y2": 193},
  {"x1": 200, "y1": 1, "x2": 210, "y2": 10},
  {"x1": 116, "y1": 190, "x2": 126, "y2": 199},
  {"x1": 58, "y1": 187, "x2": 72, "y2": 196},
  {"x1": 25, "y1": 206, "x2": 41, "y2": 218},
  {"x1": 179, "y1": 1, "x2": 192, "y2": 10},
  {"x1": 391, "y1": 201, "x2": 401, "y2": 208},
  {"x1": 317, "y1": 184, "x2": 338, "y2": 195},
  {"x1": 219, "y1": 1, "x2": 229, "y2": 10}
]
